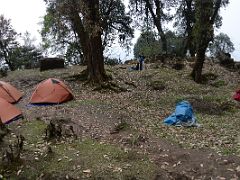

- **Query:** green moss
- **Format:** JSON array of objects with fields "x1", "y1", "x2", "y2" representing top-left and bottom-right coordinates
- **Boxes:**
[
  {"x1": 149, "y1": 80, "x2": 166, "y2": 91},
  {"x1": 18, "y1": 119, "x2": 47, "y2": 144},
  {"x1": 1, "y1": 120, "x2": 157, "y2": 179},
  {"x1": 211, "y1": 80, "x2": 226, "y2": 87}
]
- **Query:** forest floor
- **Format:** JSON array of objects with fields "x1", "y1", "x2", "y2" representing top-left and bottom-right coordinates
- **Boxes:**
[{"x1": 0, "y1": 61, "x2": 240, "y2": 179}]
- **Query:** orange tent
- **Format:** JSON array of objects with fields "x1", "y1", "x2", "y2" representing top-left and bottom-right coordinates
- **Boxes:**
[
  {"x1": 30, "y1": 78, "x2": 73, "y2": 104},
  {"x1": 0, "y1": 97, "x2": 22, "y2": 124},
  {"x1": 0, "y1": 81, "x2": 23, "y2": 103}
]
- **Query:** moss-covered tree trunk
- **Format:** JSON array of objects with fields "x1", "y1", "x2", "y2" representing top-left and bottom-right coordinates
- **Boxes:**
[
  {"x1": 69, "y1": 0, "x2": 107, "y2": 83},
  {"x1": 191, "y1": 45, "x2": 207, "y2": 82},
  {"x1": 191, "y1": 0, "x2": 224, "y2": 83},
  {"x1": 191, "y1": 0, "x2": 213, "y2": 83},
  {"x1": 84, "y1": 0, "x2": 107, "y2": 83},
  {"x1": 86, "y1": 32, "x2": 106, "y2": 83}
]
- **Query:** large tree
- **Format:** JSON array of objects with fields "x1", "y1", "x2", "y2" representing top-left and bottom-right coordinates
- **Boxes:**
[
  {"x1": 42, "y1": 0, "x2": 133, "y2": 66},
  {"x1": 0, "y1": 15, "x2": 19, "y2": 70},
  {"x1": 74, "y1": 0, "x2": 106, "y2": 82},
  {"x1": 10, "y1": 32, "x2": 43, "y2": 69},
  {"x1": 133, "y1": 31, "x2": 161, "y2": 58},
  {"x1": 42, "y1": 0, "x2": 107, "y2": 82},
  {"x1": 208, "y1": 32, "x2": 234, "y2": 57},
  {"x1": 129, "y1": 0, "x2": 175, "y2": 54},
  {"x1": 134, "y1": 30, "x2": 182, "y2": 58},
  {"x1": 191, "y1": 0, "x2": 229, "y2": 83}
]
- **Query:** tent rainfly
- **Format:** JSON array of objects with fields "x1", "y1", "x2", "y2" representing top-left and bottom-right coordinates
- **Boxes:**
[
  {"x1": 0, "y1": 81, "x2": 23, "y2": 103},
  {"x1": 30, "y1": 78, "x2": 73, "y2": 104},
  {"x1": 0, "y1": 97, "x2": 22, "y2": 124}
]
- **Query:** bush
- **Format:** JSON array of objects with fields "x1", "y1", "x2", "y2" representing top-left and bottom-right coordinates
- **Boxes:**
[
  {"x1": 0, "y1": 67, "x2": 8, "y2": 77},
  {"x1": 104, "y1": 57, "x2": 122, "y2": 66}
]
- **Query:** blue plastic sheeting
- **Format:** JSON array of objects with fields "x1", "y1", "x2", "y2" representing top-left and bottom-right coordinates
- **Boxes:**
[{"x1": 164, "y1": 101, "x2": 199, "y2": 127}]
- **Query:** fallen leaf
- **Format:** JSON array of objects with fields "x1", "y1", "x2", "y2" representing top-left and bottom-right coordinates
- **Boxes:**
[
  {"x1": 17, "y1": 170, "x2": 22, "y2": 176},
  {"x1": 83, "y1": 169, "x2": 91, "y2": 173},
  {"x1": 113, "y1": 167, "x2": 122, "y2": 172},
  {"x1": 216, "y1": 176, "x2": 226, "y2": 180},
  {"x1": 236, "y1": 166, "x2": 240, "y2": 172}
]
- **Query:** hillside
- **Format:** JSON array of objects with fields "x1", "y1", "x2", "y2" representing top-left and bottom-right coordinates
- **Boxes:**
[{"x1": 0, "y1": 62, "x2": 240, "y2": 179}]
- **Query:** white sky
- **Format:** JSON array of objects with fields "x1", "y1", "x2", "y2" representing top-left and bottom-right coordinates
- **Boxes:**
[
  {"x1": 0, "y1": 0, "x2": 46, "y2": 43},
  {"x1": 218, "y1": 0, "x2": 240, "y2": 61},
  {"x1": 0, "y1": 0, "x2": 239, "y2": 61}
]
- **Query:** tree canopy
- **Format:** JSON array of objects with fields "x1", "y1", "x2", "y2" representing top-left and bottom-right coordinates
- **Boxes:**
[
  {"x1": 129, "y1": 0, "x2": 175, "y2": 53},
  {"x1": 134, "y1": 30, "x2": 183, "y2": 58},
  {"x1": 40, "y1": 0, "x2": 233, "y2": 83},
  {"x1": 133, "y1": 31, "x2": 161, "y2": 58},
  {"x1": 0, "y1": 15, "x2": 19, "y2": 70},
  {"x1": 209, "y1": 32, "x2": 235, "y2": 57},
  {"x1": 0, "y1": 16, "x2": 42, "y2": 70},
  {"x1": 0, "y1": 0, "x2": 233, "y2": 84},
  {"x1": 41, "y1": 0, "x2": 133, "y2": 65}
]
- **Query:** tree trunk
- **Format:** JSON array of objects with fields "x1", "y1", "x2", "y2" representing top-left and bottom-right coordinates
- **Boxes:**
[
  {"x1": 69, "y1": 6, "x2": 89, "y2": 65},
  {"x1": 191, "y1": 46, "x2": 206, "y2": 82},
  {"x1": 86, "y1": 33, "x2": 106, "y2": 83},
  {"x1": 191, "y1": 0, "x2": 214, "y2": 83},
  {"x1": 145, "y1": 0, "x2": 167, "y2": 54},
  {"x1": 84, "y1": 0, "x2": 107, "y2": 83},
  {"x1": 6, "y1": 60, "x2": 15, "y2": 71},
  {"x1": 158, "y1": 27, "x2": 167, "y2": 54},
  {"x1": 181, "y1": 0, "x2": 195, "y2": 57},
  {"x1": 70, "y1": 0, "x2": 107, "y2": 83},
  {"x1": 183, "y1": 34, "x2": 196, "y2": 57}
]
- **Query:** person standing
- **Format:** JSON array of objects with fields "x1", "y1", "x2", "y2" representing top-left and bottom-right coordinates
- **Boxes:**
[{"x1": 138, "y1": 55, "x2": 145, "y2": 70}]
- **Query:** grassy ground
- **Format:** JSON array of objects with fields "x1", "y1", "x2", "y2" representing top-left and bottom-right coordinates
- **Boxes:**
[
  {"x1": 0, "y1": 62, "x2": 240, "y2": 179},
  {"x1": 1, "y1": 120, "x2": 157, "y2": 179}
]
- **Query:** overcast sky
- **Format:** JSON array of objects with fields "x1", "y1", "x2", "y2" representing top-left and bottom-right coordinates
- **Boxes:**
[{"x1": 0, "y1": 0, "x2": 239, "y2": 61}]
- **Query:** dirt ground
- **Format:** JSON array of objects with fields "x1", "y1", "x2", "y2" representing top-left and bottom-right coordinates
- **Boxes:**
[{"x1": 1, "y1": 62, "x2": 240, "y2": 179}]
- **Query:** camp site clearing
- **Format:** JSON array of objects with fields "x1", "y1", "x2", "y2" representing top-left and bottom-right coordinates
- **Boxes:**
[{"x1": 0, "y1": 63, "x2": 240, "y2": 179}]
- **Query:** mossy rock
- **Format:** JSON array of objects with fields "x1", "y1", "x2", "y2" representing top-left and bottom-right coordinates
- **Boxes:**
[
  {"x1": 211, "y1": 80, "x2": 226, "y2": 87},
  {"x1": 149, "y1": 80, "x2": 166, "y2": 91}
]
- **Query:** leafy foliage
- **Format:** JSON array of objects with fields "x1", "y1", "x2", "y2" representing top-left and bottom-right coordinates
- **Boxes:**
[
  {"x1": 9, "y1": 45, "x2": 43, "y2": 70},
  {"x1": 41, "y1": 0, "x2": 133, "y2": 65},
  {"x1": 174, "y1": 0, "x2": 196, "y2": 56},
  {"x1": 104, "y1": 57, "x2": 122, "y2": 66},
  {"x1": 133, "y1": 30, "x2": 183, "y2": 58},
  {"x1": 0, "y1": 16, "x2": 42, "y2": 70},
  {"x1": 208, "y1": 32, "x2": 235, "y2": 56},
  {"x1": 0, "y1": 15, "x2": 19, "y2": 70},
  {"x1": 129, "y1": 0, "x2": 175, "y2": 53},
  {"x1": 133, "y1": 31, "x2": 161, "y2": 58},
  {"x1": 165, "y1": 30, "x2": 184, "y2": 56}
]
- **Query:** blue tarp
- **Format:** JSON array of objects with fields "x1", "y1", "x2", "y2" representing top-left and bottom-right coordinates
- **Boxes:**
[{"x1": 164, "y1": 101, "x2": 199, "y2": 127}]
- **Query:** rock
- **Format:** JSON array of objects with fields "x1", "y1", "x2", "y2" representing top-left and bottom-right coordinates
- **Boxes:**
[{"x1": 40, "y1": 57, "x2": 65, "y2": 71}]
